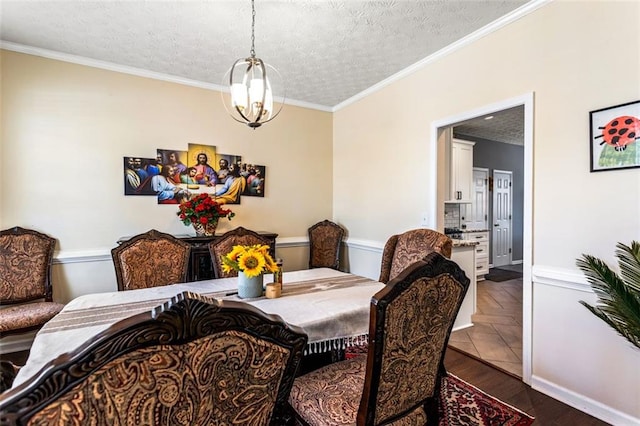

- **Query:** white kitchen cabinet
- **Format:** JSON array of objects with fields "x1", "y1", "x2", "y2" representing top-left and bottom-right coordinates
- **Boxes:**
[
  {"x1": 451, "y1": 244, "x2": 476, "y2": 330},
  {"x1": 462, "y1": 231, "x2": 490, "y2": 279},
  {"x1": 448, "y1": 139, "x2": 475, "y2": 203}
]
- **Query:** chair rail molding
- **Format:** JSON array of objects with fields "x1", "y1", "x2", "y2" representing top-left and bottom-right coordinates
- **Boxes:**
[
  {"x1": 53, "y1": 237, "x2": 313, "y2": 265},
  {"x1": 53, "y1": 236, "x2": 386, "y2": 264},
  {"x1": 531, "y1": 264, "x2": 590, "y2": 292},
  {"x1": 54, "y1": 249, "x2": 112, "y2": 264},
  {"x1": 343, "y1": 238, "x2": 384, "y2": 253}
]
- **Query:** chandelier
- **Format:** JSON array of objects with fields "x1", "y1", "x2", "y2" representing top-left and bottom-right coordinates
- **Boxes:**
[{"x1": 222, "y1": 0, "x2": 284, "y2": 128}]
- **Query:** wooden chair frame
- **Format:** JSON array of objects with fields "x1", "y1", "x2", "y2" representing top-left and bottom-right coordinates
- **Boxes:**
[
  {"x1": 307, "y1": 220, "x2": 345, "y2": 270},
  {"x1": 208, "y1": 227, "x2": 272, "y2": 278},
  {"x1": 378, "y1": 228, "x2": 452, "y2": 283},
  {"x1": 0, "y1": 226, "x2": 56, "y2": 304},
  {"x1": 359, "y1": 253, "x2": 469, "y2": 424},
  {"x1": 0, "y1": 291, "x2": 308, "y2": 425},
  {"x1": 289, "y1": 252, "x2": 469, "y2": 426},
  {"x1": 111, "y1": 229, "x2": 191, "y2": 291},
  {"x1": 0, "y1": 226, "x2": 63, "y2": 341}
]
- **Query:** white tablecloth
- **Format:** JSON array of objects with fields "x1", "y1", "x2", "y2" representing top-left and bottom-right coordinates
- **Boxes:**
[{"x1": 12, "y1": 268, "x2": 384, "y2": 389}]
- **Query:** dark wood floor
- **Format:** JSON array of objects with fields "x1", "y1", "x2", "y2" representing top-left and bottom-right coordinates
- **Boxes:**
[
  {"x1": 0, "y1": 351, "x2": 30, "y2": 366},
  {"x1": 2, "y1": 348, "x2": 610, "y2": 425},
  {"x1": 444, "y1": 347, "x2": 609, "y2": 425}
]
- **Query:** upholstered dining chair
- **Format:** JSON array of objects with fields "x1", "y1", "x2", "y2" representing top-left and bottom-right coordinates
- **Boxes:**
[
  {"x1": 288, "y1": 252, "x2": 470, "y2": 426},
  {"x1": 308, "y1": 220, "x2": 345, "y2": 270},
  {"x1": 378, "y1": 228, "x2": 452, "y2": 284},
  {"x1": 111, "y1": 229, "x2": 191, "y2": 291},
  {"x1": 0, "y1": 226, "x2": 64, "y2": 338},
  {"x1": 208, "y1": 226, "x2": 272, "y2": 278},
  {"x1": 343, "y1": 229, "x2": 452, "y2": 359},
  {"x1": 0, "y1": 291, "x2": 308, "y2": 425}
]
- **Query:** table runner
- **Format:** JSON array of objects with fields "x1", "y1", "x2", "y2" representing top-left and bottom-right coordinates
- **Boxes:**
[
  {"x1": 41, "y1": 274, "x2": 375, "y2": 334},
  {"x1": 13, "y1": 269, "x2": 383, "y2": 389}
]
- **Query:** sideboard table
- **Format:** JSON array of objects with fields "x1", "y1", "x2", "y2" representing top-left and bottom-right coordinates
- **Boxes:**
[{"x1": 116, "y1": 232, "x2": 278, "y2": 282}]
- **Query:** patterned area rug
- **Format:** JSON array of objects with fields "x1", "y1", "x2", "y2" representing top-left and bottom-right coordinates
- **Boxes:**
[{"x1": 440, "y1": 374, "x2": 534, "y2": 425}]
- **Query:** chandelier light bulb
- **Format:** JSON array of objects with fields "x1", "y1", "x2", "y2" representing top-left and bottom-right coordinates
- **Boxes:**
[{"x1": 222, "y1": 0, "x2": 284, "y2": 129}]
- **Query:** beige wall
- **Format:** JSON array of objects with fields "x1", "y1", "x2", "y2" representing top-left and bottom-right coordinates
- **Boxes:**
[
  {"x1": 1, "y1": 50, "x2": 333, "y2": 300},
  {"x1": 2, "y1": 1, "x2": 640, "y2": 422},
  {"x1": 334, "y1": 1, "x2": 639, "y2": 423}
]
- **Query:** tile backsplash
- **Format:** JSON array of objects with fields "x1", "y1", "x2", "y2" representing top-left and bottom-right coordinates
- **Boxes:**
[{"x1": 445, "y1": 204, "x2": 461, "y2": 228}]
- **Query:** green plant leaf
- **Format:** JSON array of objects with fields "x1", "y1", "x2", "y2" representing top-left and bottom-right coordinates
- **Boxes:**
[
  {"x1": 577, "y1": 241, "x2": 640, "y2": 350},
  {"x1": 616, "y1": 241, "x2": 640, "y2": 293}
]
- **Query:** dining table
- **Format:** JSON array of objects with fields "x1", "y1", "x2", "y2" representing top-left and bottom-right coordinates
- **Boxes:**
[{"x1": 11, "y1": 268, "x2": 384, "y2": 390}]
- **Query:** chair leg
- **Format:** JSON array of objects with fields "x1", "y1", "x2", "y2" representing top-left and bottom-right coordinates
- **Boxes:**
[
  {"x1": 424, "y1": 397, "x2": 439, "y2": 426},
  {"x1": 330, "y1": 348, "x2": 345, "y2": 362},
  {"x1": 425, "y1": 366, "x2": 446, "y2": 426}
]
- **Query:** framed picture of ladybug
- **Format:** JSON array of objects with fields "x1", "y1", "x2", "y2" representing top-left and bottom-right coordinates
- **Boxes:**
[{"x1": 589, "y1": 100, "x2": 640, "y2": 172}]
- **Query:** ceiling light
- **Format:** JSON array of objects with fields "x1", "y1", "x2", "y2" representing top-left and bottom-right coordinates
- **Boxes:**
[
  {"x1": 222, "y1": 0, "x2": 284, "y2": 129},
  {"x1": 484, "y1": 115, "x2": 494, "y2": 120}
]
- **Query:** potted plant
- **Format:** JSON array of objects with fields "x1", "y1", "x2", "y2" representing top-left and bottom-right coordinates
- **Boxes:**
[
  {"x1": 222, "y1": 244, "x2": 278, "y2": 298},
  {"x1": 176, "y1": 193, "x2": 235, "y2": 236},
  {"x1": 576, "y1": 241, "x2": 640, "y2": 349}
]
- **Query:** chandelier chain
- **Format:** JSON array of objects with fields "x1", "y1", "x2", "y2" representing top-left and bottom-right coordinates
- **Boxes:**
[{"x1": 250, "y1": 0, "x2": 256, "y2": 58}]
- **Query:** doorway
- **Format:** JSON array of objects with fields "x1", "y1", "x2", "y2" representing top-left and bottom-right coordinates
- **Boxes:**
[
  {"x1": 492, "y1": 169, "x2": 513, "y2": 268},
  {"x1": 429, "y1": 93, "x2": 533, "y2": 383}
]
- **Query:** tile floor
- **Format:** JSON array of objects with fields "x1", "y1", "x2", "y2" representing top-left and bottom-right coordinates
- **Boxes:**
[{"x1": 449, "y1": 264, "x2": 523, "y2": 378}]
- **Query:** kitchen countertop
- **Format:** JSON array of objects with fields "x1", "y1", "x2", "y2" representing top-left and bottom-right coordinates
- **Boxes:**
[
  {"x1": 451, "y1": 239, "x2": 479, "y2": 248},
  {"x1": 460, "y1": 229, "x2": 490, "y2": 233}
]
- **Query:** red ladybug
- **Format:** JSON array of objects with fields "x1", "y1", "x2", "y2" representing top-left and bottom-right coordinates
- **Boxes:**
[{"x1": 596, "y1": 115, "x2": 640, "y2": 151}]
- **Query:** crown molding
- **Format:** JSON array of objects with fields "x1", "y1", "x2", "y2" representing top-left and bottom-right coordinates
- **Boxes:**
[
  {"x1": 2, "y1": 1, "x2": 550, "y2": 114},
  {"x1": 332, "y1": 0, "x2": 552, "y2": 112},
  {"x1": 0, "y1": 41, "x2": 333, "y2": 113}
]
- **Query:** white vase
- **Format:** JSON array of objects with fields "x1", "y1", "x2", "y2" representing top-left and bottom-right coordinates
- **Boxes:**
[{"x1": 237, "y1": 271, "x2": 264, "y2": 298}]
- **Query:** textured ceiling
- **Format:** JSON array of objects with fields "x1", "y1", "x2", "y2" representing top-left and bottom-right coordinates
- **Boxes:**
[
  {"x1": 1, "y1": 0, "x2": 532, "y2": 109},
  {"x1": 1, "y1": 0, "x2": 533, "y2": 141},
  {"x1": 454, "y1": 106, "x2": 524, "y2": 145}
]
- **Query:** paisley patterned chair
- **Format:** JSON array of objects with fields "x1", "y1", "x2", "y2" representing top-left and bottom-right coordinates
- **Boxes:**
[
  {"x1": 288, "y1": 252, "x2": 470, "y2": 426},
  {"x1": 308, "y1": 220, "x2": 345, "y2": 270},
  {"x1": 208, "y1": 227, "x2": 272, "y2": 278},
  {"x1": 0, "y1": 226, "x2": 64, "y2": 337},
  {"x1": 378, "y1": 228, "x2": 452, "y2": 284},
  {"x1": 0, "y1": 291, "x2": 308, "y2": 425},
  {"x1": 111, "y1": 229, "x2": 191, "y2": 291}
]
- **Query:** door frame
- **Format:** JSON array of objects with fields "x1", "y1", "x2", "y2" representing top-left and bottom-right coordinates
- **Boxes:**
[
  {"x1": 428, "y1": 92, "x2": 534, "y2": 383},
  {"x1": 492, "y1": 169, "x2": 513, "y2": 267}
]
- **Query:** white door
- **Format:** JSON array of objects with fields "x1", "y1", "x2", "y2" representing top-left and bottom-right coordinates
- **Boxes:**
[
  {"x1": 492, "y1": 170, "x2": 512, "y2": 267},
  {"x1": 469, "y1": 168, "x2": 489, "y2": 230}
]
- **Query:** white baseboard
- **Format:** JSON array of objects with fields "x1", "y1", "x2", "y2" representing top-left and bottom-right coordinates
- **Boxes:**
[
  {"x1": 452, "y1": 323, "x2": 474, "y2": 332},
  {"x1": 531, "y1": 375, "x2": 640, "y2": 426}
]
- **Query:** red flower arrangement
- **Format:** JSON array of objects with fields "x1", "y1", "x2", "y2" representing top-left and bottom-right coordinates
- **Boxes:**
[{"x1": 177, "y1": 193, "x2": 235, "y2": 226}]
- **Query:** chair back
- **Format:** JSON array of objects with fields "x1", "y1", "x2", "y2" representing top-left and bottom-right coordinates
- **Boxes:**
[
  {"x1": 0, "y1": 226, "x2": 56, "y2": 304},
  {"x1": 308, "y1": 220, "x2": 345, "y2": 270},
  {"x1": 111, "y1": 229, "x2": 191, "y2": 291},
  {"x1": 378, "y1": 228, "x2": 452, "y2": 283},
  {"x1": 358, "y1": 252, "x2": 469, "y2": 425},
  {"x1": 0, "y1": 291, "x2": 308, "y2": 426},
  {"x1": 208, "y1": 227, "x2": 272, "y2": 278}
]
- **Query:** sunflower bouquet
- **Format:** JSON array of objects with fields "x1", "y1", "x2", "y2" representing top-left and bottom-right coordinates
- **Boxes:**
[{"x1": 222, "y1": 244, "x2": 278, "y2": 278}]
